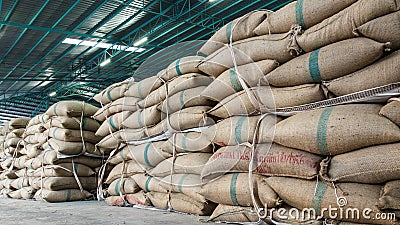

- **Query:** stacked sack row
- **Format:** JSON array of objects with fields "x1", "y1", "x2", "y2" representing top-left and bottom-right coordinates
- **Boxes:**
[
  {"x1": 0, "y1": 118, "x2": 31, "y2": 198},
  {"x1": 194, "y1": 0, "x2": 400, "y2": 224}
]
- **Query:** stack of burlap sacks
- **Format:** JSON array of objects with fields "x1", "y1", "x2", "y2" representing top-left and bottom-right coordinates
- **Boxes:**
[
  {"x1": 194, "y1": 0, "x2": 400, "y2": 224},
  {"x1": 96, "y1": 58, "x2": 220, "y2": 215},
  {"x1": 28, "y1": 101, "x2": 104, "y2": 202},
  {"x1": 0, "y1": 118, "x2": 32, "y2": 199}
]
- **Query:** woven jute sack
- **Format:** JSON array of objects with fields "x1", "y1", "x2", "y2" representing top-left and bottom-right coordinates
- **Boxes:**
[
  {"x1": 96, "y1": 128, "x2": 146, "y2": 149},
  {"x1": 200, "y1": 173, "x2": 279, "y2": 208},
  {"x1": 32, "y1": 176, "x2": 97, "y2": 191},
  {"x1": 274, "y1": 104, "x2": 400, "y2": 156},
  {"x1": 161, "y1": 131, "x2": 214, "y2": 154},
  {"x1": 165, "y1": 106, "x2": 213, "y2": 131},
  {"x1": 201, "y1": 59, "x2": 277, "y2": 102},
  {"x1": 24, "y1": 124, "x2": 46, "y2": 136},
  {"x1": 40, "y1": 148, "x2": 103, "y2": 168},
  {"x1": 138, "y1": 73, "x2": 214, "y2": 108},
  {"x1": 208, "y1": 84, "x2": 325, "y2": 118},
  {"x1": 147, "y1": 191, "x2": 217, "y2": 215},
  {"x1": 27, "y1": 114, "x2": 49, "y2": 127},
  {"x1": 266, "y1": 38, "x2": 389, "y2": 87},
  {"x1": 380, "y1": 98, "x2": 400, "y2": 126},
  {"x1": 20, "y1": 187, "x2": 36, "y2": 200},
  {"x1": 320, "y1": 142, "x2": 400, "y2": 184},
  {"x1": 93, "y1": 81, "x2": 131, "y2": 104},
  {"x1": 158, "y1": 86, "x2": 214, "y2": 114},
  {"x1": 49, "y1": 127, "x2": 102, "y2": 144},
  {"x1": 377, "y1": 180, "x2": 400, "y2": 212},
  {"x1": 122, "y1": 104, "x2": 161, "y2": 129},
  {"x1": 131, "y1": 173, "x2": 165, "y2": 193},
  {"x1": 106, "y1": 145, "x2": 130, "y2": 165},
  {"x1": 107, "y1": 177, "x2": 139, "y2": 196},
  {"x1": 144, "y1": 120, "x2": 165, "y2": 138},
  {"x1": 10, "y1": 177, "x2": 30, "y2": 189},
  {"x1": 198, "y1": 34, "x2": 295, "y2": 77},
  {"x1": 8, "y1": 189, "x2": 22, "y2": 199},
  {"x1": 199, "y1": 10, "x2": 269, "y2": 56},
  {"x1": 162, "y1": 56, "x2": 205, "y2": 81},
  {"x1": 105, "y1": 191, "x2": 151, "y2": 206},
  {"x1": 126, "y1": 142, "x2": 171, "y2": 168},
  {"x1": 158, "y1": 173, "x2": 205, "y2": 202},
  {"x1": 9, "y1": 117, "x2": 30, "y2": 129},
  {"x1": 46, "y1": 116, "x2": 100, "y2": 132},
  {"x1": 355, "y1": 11, "x2": 400, "y2": 51},
  {"x1": 25, "y1": 158, "x2": 41, "y2": 170},
  {"x1": 34, "y1": 163, "x2": 95, "y2": 177},
  {"x1": 293, "y1": 0, "x2": 400, "y2": 53},
  {"x1": 125, "y1": 75, "x2": 164, "y2": 99},
  {"x1": 255, "y1": 0, "x2": 357, "y2": 35},
  {"x1": 266, "y1": 177, "x2": 398, "y2": 224},
  {"x1": 326, "y1": 50, "x2": 400, "y2": 96},
  {"x1": 92, "y1": 96, "x2": 140, "y2": 122},
  {"x1": 105, "y1": 160, "x2": 149, "y2": 184},
  {"x1": 46, "y1": 101, "x2": 99, "y2": 117},
  {"x1": 25, "y1": 143, "x2": 42, "y2": 159},
  {"x1": 201, "y1": 143, "x2": 322, "y2": 182},
  {"x1": 96, "y1": 111, "x2": 132, "y2": 137},
  {"x1": 207, "y1": 204, "x2": 260, "y2": 223},
  {"x1": 148, "y1": 153, "x2": 212, "y2": 177},
  {"x1": 35, "y1": 189, "x2": 92, "y2": 203},
  {"x1": 48, "y1": 138, "x2": 99, "y2": 156}
]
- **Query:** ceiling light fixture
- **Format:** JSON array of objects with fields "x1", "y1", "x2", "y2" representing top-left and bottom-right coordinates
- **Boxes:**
[
  {"x1": 48, "y1": 91, "x2": 57, "y2": 97},
  {"x1": 62, "y1": 38, "x2": 146, "y2": 52},
  {"x1": 134, "y1": 37, "x2": 148, "y2": 46},
  {"x1": 100, "y1": 58, "x2": 111, "y2": 67}
]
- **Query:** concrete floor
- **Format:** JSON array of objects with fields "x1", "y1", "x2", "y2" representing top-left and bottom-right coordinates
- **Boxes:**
[{"x1": 0, "y1": 198, "x2": 215, "y2": 225}]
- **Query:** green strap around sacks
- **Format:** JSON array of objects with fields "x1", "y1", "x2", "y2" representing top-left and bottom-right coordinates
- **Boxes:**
[
  {"x1": 144, "y1": 176, "x2": 153, "y2": 192},
  {"x1": 109, "y1": 115, "x2": 118, "y2": 131},
  {"x1": 82, "y1": 117, "x2": 87, "y2": 128},
  {"x1": 225, "y1": 21, "x2": 233, "y2": 41},
  {"x1": 235, "y1": 116, "x2": 246, "y2": 144},
  {"x1": 230, "y1": 173, "x2": 240, "y2": 206},
  {"x1": 119, "y1": 148, "x2": 126, "y2": 161},
  {"x1": 309, "y1": 49, "x2": 323, "y2": 83},
  {"x1": 52, "y1": 127, "x2": 58, "y2": 139},
  {"x1": 295, "y1": 0, "x2": 306, "y2": 29},
  {"x1": 73, "y1": 162, "x2": 79, "y2": 174},
  {"x1": 138, "y1": 82, "x2": 144, "y2": 99},
  {"x1": 177, "y1": 174, "x2": 190, "y2": 193},
  {"x1": 115, "y1": 179, "x2": 121, "y2": 196},
  {"x1": 106, "y1": 88, "x2": 113, "y2": 102},
  {"x1": 181, "y1": 133, "x2": 189, "y2": 153},
  {"x1": 144, "y1": 142, "x2": 153, "y2": 167},
  {"x1": 316, "y1": 107, "x2": 333, "y2": 155},
  {"x1": 66, "y1": 189, "x2": 72, "y2": 202},
  {"x1": 311, "y1": 181, "x2": 328, "y2": 212},
  {"x1": 53, "y1": 102, "x2": 59, "y2": 116},
  {"x1": 229, "y1": 69, "x2": 243, "y2": 92},
  {"x1": 175, "y1": 58, "x2": 183, "y2": 76},
  {"x1": 137, "y1": 112, "x2": 145, "y2": 127},
  {"x1": 179, "y1": 90, "x2": 186, "y2": 109}
]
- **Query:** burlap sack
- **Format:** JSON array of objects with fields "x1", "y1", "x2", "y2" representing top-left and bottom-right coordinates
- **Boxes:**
[
  {"x1": 40, "y1": 149, "x2": 103, "y2": 168},
  {"x1": 199, "y1": 11, "x2": 269, "y2": 56},
  {"x1": 33, "y1": 163, "x2": 95, "y2": 177},
  {"x1": 158, "y1": 173, "x2": 205, "y2": 202},
  {"x1": 96, "y1": 129, "x2": 148, "y2": 149},
  {"x1": 200, "y1": 173, "x2": 278, "y2": 207},
  {"x1": 46, "y1": 101, "x2": 99, "y2": 117},
  {"x1": 355, "y1": 11, "x2": 400, "y2": 51},
  {"x1": 92, "y1": 96, "x2": 140, "y2": 122},
  {"x1": 10, "y1": 177, "x2": 29, "y2": 189},
  {"x1": 293, "y1": 0, "x2": 399, "y2": 52},
  {"x1": 46, "y1": 116, "x2": 100, "y2": 132},
  {"x1": 325, "y1": 50, "x2": 400, "y2": 96},
  {"x1": 132, "y1": 174, "x2": 166, "y2": 193},
  {"x1": 160, "y1": 131, "x2": 214, "y2": 154},
  {"x1": 380, "y1": 99, "x2": 400, "y2": 126},
  {"x1": 48, "y1": 138, "x2": 98, "y2": 156},
  {"x1": 35, "y1": 189, "x2": 92, "y2": 203},
  {"x1": 198, "y1": 34, "x2": 294, "y2": 77},
  {"x1": 27, "y1": 114, "x2": 49, "y2": 127},
  {"x1": 4, "y1": 137, "x2": 21, "y2": 148},
  {"x1": 208, "y1": 204, "x2": 259, "y2": 223},
  {"x1": 201, "y1": 60, "x2": 277, "y2": 102},
  {"x1": 13, "y1": 155, "x2": 28, "y2": 169},
  {"x1": 148, "y1": 153, "x2": 212, "y2": 177},
  {"x1": 274, "y1": 104, "x2": 400, "y2": 155},
  {"x1": 105, "y1": 160, "x2": 149, "y2": 184},
  {"x1": 25, "y1": 157, "x2": 41, "y2": 170},
  {"x1": 158, "y1": 86, "x2": 214, "y2": 114},
  {"x1": 126, "y1": 142, "x2": 171, "y2": 168},
  {"x1": 266, "y1": 177, "x2": 397, "y2": 224},
  {"x1": 32, "y1": 176, "x2": 97, "y2": 191},
  {"x1": 25, "y1": 143, "x2": 42, "y2": 158},
  {"x1": 24, "y1": 124, "x2": 46, "y2": 136},
  {"x1": 107, "y1": 177, "x2": 139, "y2": 196},
  {"x1": 162, "y1": 56, "x2": 205, "y2": 81},
  {"x1": 9, "y1": 117, "x2": 30, "y2": 129},
  {"x1": 254, "y1": 0, "x2": 357, "y2": 35},
  {"x1": 164, "y1": 106, "x2": 213, "y2": 131},
  {"x1": 320, "y1": 143, "x2": 400, "y2": 184},
  {"x1": 201, "y1": 143, "x2": 322, "y2": 181},
  {"x1": 139, "y1": 73, "x2": 213, "y2": 108},
  {"x1": 208, "y1": 84, "x2": 325, "y2": 118},
  {"x1": 377, "y1": 180, "x2": 400, "y2": 211},
  {"x1": 93, "y1": 81, "x2": 131, "y2": 104},
  {"x1": 107, "y1": 145, "x2": 131, "y2": 165},
  {"x1": 8, "y1": 189, "x2": 22, "y2": 199},
  {"x1": 122, "y1": 104, "x2": 161, "y2": 129},
  {"x1": 266, "y1": 38, "x2": 389, "y2": 87},
  {"x1": 20, "y1": 186, "x2": 36, "y2": 199},
  {"x1": 49, "y1": 127, "x2": 101, "y2": 143},
  {"x1": 24, "y1": 133, "x2": 47, "y2": 145},
  {"x1": 95, "y1": 111, "x2": 132, "y2": 136},
  {"x1": 7, "y1": 128, "x2": 25, "y2": 138},
  {"x1": 144, "y1": 120, "x2": 165, "y2": 138},
  {"x1": 147, "y1": 192, "x2": 217, "y2": 215},
  {"x1": 105, "y1": 191, "x2": 151, "y2": 206},
  {"x1": 125, "y1": 75, "x2": 164, "y2": 99}
]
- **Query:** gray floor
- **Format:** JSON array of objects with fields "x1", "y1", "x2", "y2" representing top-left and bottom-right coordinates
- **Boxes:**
[{"x1": 0, "y1": 198, "x2": 216, "y2": 225}]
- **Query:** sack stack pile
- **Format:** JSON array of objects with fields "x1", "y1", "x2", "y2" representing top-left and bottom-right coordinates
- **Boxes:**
[{"x1": 30, "y1": 100, "x2": 103, "y2": 202}]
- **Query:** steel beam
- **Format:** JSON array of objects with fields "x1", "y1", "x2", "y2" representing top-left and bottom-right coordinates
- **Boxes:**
[{"x1": 0, "y1": 0, "x2": 19, "y2": 31}]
